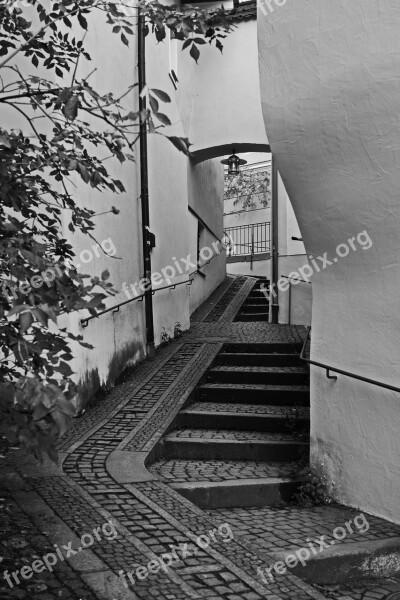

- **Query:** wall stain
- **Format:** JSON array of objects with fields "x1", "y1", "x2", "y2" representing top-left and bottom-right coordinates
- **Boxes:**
[{"x1": 77, "y1": 340, "x2": 145, "y2": 412}]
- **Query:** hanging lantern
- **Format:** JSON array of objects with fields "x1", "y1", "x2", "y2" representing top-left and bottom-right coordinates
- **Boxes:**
[{"x1": 221, "y1": 150, "x2": 247, "y2": 175}]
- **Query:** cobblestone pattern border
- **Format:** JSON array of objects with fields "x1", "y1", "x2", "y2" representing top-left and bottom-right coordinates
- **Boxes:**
[
  {"x1": 121, "y1": 343, "x2": 223, "y2": 453},
  {"x1": 58, "y1": 339, "x2": 189, "y2": 453},
  {"x1": 217, "y1": 277, "x2": 257, "y2": 323},
  {"x1": 203, "y1": 277, "x2": 250, "y2": 323},
  {"x1": 191, "y1": 276, "x2": 235, "y2": 323}
]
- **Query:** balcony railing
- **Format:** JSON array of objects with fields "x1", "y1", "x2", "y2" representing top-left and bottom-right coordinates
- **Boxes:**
[{"x1": 223, "y1": 222, "x2": 271, "y2": 257}]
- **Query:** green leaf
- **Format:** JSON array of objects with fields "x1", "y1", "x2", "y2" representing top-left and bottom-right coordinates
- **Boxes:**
[
  {"x1": 182, "y1": 39, "x2": 192, "y2": 51},
  {"x1": 150, "y1": 89, "x2": 171, "y2": 103},
  {"x1": 190, "y1": 43, "x2": 200, "y2": 63},
  {"x1": 7, "y1": 305, "x2": 31, "y2": 318},
  {"x1": 32, "y1": 308, "x2": 49, "y2": 328},
  {"x1": 57, "y1": 361, "x2": 74, "y2": 377},
  {"x1": 20, "y1": 311, "x2": 34, "y2": 334},
  {"x1": 167, "y1": 136, "x2": 191, "y2": 155},
  {"x1": 77, "y1": 12, "x2": 88, "y2": 30},
  {"x1": 33, "y1": 403, "x2": 50, "y2": 421},
  {"x1": 62, "y1": 94, "x2": 79, "y2": 120},
  {"x1": 0, "y1": 383, "x2": 15, "y2": 405},
  {"x1": 149, "y1": 94, "x2": 159, "y2": 114},
  {"x1": 0, "y1": 132, "x2": 12, "y2": 149},
  {"x1": 156, "y1": 113, "x2": 172, "y2": 126},
  {"x1": 155, "y1": 27, "x2": 166, "y2": 43}
]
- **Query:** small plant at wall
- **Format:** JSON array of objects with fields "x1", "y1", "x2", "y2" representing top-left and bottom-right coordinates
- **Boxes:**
[
  {"x1": 292, "y1": 468, "x2": 333, "y2": 507},
  {"x1": 174, "y1": 322, "x2": 183, "y2": 339},
  {"x1": 160, "y1": 327, "x2": 172, "y2": 347}
]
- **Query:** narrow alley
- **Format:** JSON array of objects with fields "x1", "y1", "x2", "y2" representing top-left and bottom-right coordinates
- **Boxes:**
[{"x1": 2, "y1": 276, "x2": 400, "y2": 600}]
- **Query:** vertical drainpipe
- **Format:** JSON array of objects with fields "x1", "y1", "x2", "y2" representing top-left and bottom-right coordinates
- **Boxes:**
[
  {"x1": 138, "y1": 9, "x2": 155, "y2": 356},
  {"x1": 271, "y1": 155, "x2": 279, "y2": 323}
]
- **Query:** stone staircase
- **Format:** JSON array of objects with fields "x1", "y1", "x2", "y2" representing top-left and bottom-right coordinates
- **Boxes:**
[
  {"x1": 234, "y1": 277, "x2": 270, "y2": 321},
  {"x1": 146, "y1": 277, "x2": 400, "y2": 596},
  {"x1": 149, "y1": 278, "x2": 310, "y2": 508}
]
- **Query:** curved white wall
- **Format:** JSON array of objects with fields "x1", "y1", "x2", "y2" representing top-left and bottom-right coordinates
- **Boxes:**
[
  {"x1": 178, "y1": 14, "x2": 270, "y2": 161},
  {"x1": 258, "y1": 0, "x2": 400, "y2": 522}
]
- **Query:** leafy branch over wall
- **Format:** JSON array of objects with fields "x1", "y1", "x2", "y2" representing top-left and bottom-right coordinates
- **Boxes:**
[{"x1": 0, "y1": 0, "x2": 233, "y2": 458}]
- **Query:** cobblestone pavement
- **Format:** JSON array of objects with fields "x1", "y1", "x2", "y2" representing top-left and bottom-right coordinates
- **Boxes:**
[
  {"x1": 209, "y1": 366, "x2": 307, "y2": 374},
  {"x1": 2, "y1": 275, "x2": 400, "y2": 600},
  {"x1": 209, "y1": 506, "x2": 400, "y2": 600},
  {"x1": 148, "y1": 459, "x2": 301, "y2": 482},
  {"x1": 210, "y1": 505, "x2": 400, "y2": 551},
  {"x1": 165, "y1": 429, "x2": 307, "y2": 442},
  {"x1": 313, "y1": 578, "x2": 400, "y2": 600},
  {"x1": 183, "y1": 403, "x2": 310, "y2": 417}
]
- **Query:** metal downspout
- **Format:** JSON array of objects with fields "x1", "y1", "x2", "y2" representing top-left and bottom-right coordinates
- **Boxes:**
[{"x1": 138, "y1": 10, "x2": 155, "y2": 356}]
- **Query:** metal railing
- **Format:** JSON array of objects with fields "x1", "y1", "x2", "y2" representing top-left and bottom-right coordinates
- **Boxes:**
[
  {"x1": 223, "y1": 222, "x2": 271, "y2": 257},
  {"x1": 80, "y1": 249, "x2": 222, "y2": 328},
  {"x1": 300, "y1": 327, "x2": 400, "y2": 392}
]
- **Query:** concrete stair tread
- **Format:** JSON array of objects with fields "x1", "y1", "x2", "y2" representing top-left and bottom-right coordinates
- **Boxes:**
[
  {"x1": 216, "y1": 352, "x2": 304, "y2": 366},
  {"x1": 242, "y1": 304, "x2": 270, "y2": 308},
  {"x1": 148, "y1": 458, "x2": 304, "y2": 483},
  {"x1": 165, "y1": 428, "x2": 309, "y2": 443},
  {"x1": 219, "y1": 353, "x2": 302, "y2": 358},
  {"x1": 222, "y1": 343, "x2": 303, "y2": 353},
  {"x1": 182, "y1": 402, "x2": 310, "y2": 418},
  {"x1": 210, "y1": 365, "x2": 307, "y2": 374},
  {"x1": 199, "y1": 383, "x2": 309, "y2": 392},
  {"x1": 236, "y1": 312, "x2": 270, "y2": 316}
]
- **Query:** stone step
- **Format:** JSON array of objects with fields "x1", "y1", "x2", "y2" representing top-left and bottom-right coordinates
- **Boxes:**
[
  {"x1": 170, "y1": 478, "x2": 301, "y2": 509},
  {"x1": 197, "y1": 383, "x2": 310, "y2": 405},
  {"x1": 178, "y1": 402, "x2": 309, "y2": 432},
  {"x1": 241, "y1": 303, "x2": 270, "y2": 311},
  {"x1": 222, "y1": 342, "x2": 303, "y2": 354},
  {"x1": 216, "y1": 352, "x2": 304, "y2": 367},
  {"x1": 271, "y1": 537, "x2": 400, "y2": 585},
  {"x1": 206, "y1": 366, "x2": 308, "y2": 385},
  {"x1": 247, "y1": 289, "x2": 269, "y2": 296},
  {"x1": 235, "y1": 312, "x2": 270, "y2": 321},
  {"x1": 163, "y1": 429, "x2": 309, "y2": 461},
  {"x1": 148, "y1": 457, "x2": 303, "y2": 483},
  {"x1": 243, "y1": 297, "x2": 270, "y2": 305}
]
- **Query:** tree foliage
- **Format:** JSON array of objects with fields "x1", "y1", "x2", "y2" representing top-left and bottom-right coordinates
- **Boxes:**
[
  {"x1": 224, "y1": 166, "x2": 271, "y2": 211},
  {"x1": 0, "y1": 0, "x2": 232, "y2": 458}
]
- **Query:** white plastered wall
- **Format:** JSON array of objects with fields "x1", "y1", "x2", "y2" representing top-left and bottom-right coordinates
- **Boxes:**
[{"x1": 258, "y1": 0, "x2": 400, "y2": 522}]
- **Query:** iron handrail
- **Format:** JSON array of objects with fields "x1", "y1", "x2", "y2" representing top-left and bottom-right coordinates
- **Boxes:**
[
  {"x1": 300, "y1": 326, "x2": 400, "y2": 392},
  {"x1": 281, "y1": 274, "x2": 312, "y2": 285},
  {"x1": 80, "y1": 248, "x2": 224, "y2": 327},
  {"x1": 81, "y1": 278, "x2": 193, "y2": 328}
]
